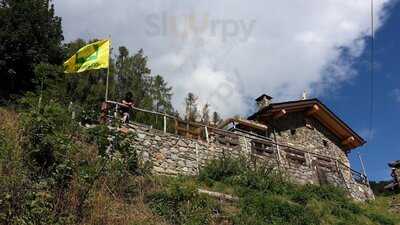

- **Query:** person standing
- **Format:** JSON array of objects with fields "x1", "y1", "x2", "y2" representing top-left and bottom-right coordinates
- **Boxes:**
[{"x1": 121, "y1": 92, "x2": 135, "y2": 123}]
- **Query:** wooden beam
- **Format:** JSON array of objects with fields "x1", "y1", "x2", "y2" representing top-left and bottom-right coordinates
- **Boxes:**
[
  {"x1": 306, "y1": 104, "x2": 320, "y2": 116},
  {"x1": 342, "y1": 136, "x2": 355, "y2": 146},
  {"x1": 273, "y1": 109, "x2": 287, "y2": 120}
]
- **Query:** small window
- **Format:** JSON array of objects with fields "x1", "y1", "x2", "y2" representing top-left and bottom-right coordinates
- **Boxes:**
[
  {"x1": 305, "y1": 118, "x2": 314, "y2": 129},
  {"x1": 290, "y1": 129, "x2": 296, "y2": 136},
  {"x1": 322, "y1": 139, "x2": 328, "y2": 147}
]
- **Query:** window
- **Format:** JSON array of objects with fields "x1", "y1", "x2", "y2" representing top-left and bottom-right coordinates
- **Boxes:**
[
  {"x1": 322, "y1": 139, "x2": 328, "y2": 147},
  {"x1": 316, "y1": 157, "x2": 333, "y2": 172},
  {"x1": 290, "y1": 129, "x2": 296, "y2": 136},
  {"x1": 251, "y1": 140, "x2": 275, "y2": 154},
  {"x1": 284, "y1": 147, "x2": 306, "y2": 166}
]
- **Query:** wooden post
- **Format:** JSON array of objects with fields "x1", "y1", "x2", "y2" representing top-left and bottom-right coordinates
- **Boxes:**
[
  {"x1": 358, "y1": 153, "x2": 369, "y2": 185},
  {"x1": 114, "y1": 104, "x2": 118, "y2": 119},
  {"x1": 205, "y1": 126, "x2": 209, "y2": 143},
  {"x1": 276, "y1": 144, "x2": 282, "y2": 165},
  {"x1": 306, "y1": 153, "x2": 312, "y2": 168},
  {"x1": 163, "y1": 115, "x2": 167, "y2": 133},
  {"x1": 174, "y1": 119, "x2": 178, "y2": 134},
  {"x1": 195, "y1": 143, "x2": 200, "y2": 175}
]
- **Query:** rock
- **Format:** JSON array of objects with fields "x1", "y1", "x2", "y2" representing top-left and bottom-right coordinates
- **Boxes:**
[{"x1": 137, "y1": 133, "x2": 146, "y2": 139}]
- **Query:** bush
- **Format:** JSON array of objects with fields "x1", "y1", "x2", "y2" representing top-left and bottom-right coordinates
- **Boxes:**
[
  {"x1": 366, "y1": 212, "x2": 396, "y2": 225},
  {"x1": 85, "y1": 125, "x2": 111, "y2": 157},
  {"x1": 291, "y1": 184, "x2": 349, "y2": 205},
  {"x1": 235, "y1": 194, "x2": 320, "y2": 225},
  {"x1": 198, "y1": 156, "x2": 244, "y2": 183},
  {"x1": 199, "y1": 157, "x2": 295, "y2": 195},
  {"x1": 19, "y1": 95, "x2": 78, "y2": 181},
  {"x1": 148, "y1": 178, "x2": 220, "y2": 225}
]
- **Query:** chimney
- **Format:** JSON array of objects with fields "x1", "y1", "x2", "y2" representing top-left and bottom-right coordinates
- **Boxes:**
[
  {"x1": 255, "y1": 94, "x2": 273, "y2": 110},
  {"x1": 301, "y1": 90, "x2": 308, "y2": 100}
]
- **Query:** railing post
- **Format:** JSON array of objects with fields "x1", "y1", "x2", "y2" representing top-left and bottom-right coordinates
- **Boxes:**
[
  {"x1": 305, "y1": 152, "x2": 312, "y2": 168},
  {"x1": 205, "y1": 126, "x2": 209, "y2": 143},
  {"x1": 174, "y1": 119, "x2": 178, "y2": 134},
  {"x1": 163, "y1": 115, "x2": 167, "y2": 133},
  {"x1": 276, "y1": 144, "x2": 282, "y2": 165},
  {"x1": 114, "y1": 104, "x2": 118, "y2": 119},
  {"x1": 195, "y1": 143, "x2": 200, "y2": 175}
]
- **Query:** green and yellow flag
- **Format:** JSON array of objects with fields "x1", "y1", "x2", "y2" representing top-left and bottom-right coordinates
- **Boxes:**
[{"x1": 64, "y1": 39, "x2": 110, "y2": 73}]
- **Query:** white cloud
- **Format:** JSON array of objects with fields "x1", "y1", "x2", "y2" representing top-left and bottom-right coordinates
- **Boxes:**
[
  {"x1": 55, "y1": 0, "x2": 394, "y2": 117},
  {"x1": 391, "y1": 88, "x2": 400, "y2": 102}
]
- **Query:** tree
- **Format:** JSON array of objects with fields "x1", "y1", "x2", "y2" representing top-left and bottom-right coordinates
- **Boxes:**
[
  {"x1": 184, "y1": 93, "x2": 198, "y2": 122},
  {"x1": 150, "y1": 75, "x2": 173, "y2": 113},
  {"x1": 114, "y1": 46, "x2": 174, "y2": 127},
  {"x1": 115, "y1": 46, "x2": 130, "y2": 99},
  {"x1": 115, "y1": 48, "x2": 151, "y2": 107},
  {"x1": 0, "y1": 0, "x2": 64, "y2": 98},
  {"x1": 201, "y1": 103, "x2": 210, "y2": 125},
  {"x1": 212, "y1": 111, "x2": 222, "y2": 126}
]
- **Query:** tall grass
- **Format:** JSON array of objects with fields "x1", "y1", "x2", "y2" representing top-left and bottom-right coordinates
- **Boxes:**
[
  {"x1": 1, "y1": 102, "x2": 399, "y2": 225},
  {"x1": 194, "y1": 157, "x2": 399, "y2": 225}
]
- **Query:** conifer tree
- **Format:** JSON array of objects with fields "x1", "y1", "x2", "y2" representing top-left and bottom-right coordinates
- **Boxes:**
[
  {"x1": 201, "y1": 103, "x2": 210, "y2": 125},
  {"x1": 0, "y1": 0, "x2": 64, "y2": 98},
  {"x1": 185, "y1": 93, "x2": 198, "y2": 122}
]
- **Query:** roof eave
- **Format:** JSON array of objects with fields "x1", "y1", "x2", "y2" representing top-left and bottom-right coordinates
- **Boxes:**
[{"x1": 247, "y1": 98, "x2": 366, "y2": 151}]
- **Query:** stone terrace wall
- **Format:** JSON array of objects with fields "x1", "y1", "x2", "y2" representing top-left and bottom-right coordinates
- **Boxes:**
[
  {"x1": 121, "y1": 123, "x2": 374, "y2": 201},
  {"x1": 123, "y1": 123, "x2": 250, "y2": 176}
]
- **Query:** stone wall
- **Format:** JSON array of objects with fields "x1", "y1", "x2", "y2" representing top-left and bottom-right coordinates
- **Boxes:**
[
  {"x1": 268, "y1": 112, "x2": 352, "y2": 180},
  {"x1": 393, "y1": 168, "x2": 400, "y2": 185},
  {"x1": 120, "y1": 121, "x2": 374, "y2": 201},
  {"x1": 124, "y1": 123, "x2": 248, "y2": 176}
]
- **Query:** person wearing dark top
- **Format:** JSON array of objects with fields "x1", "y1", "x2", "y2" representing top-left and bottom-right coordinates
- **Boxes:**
[{"x1": 121, "y1": 92, "x2": 135, "y2": 123}]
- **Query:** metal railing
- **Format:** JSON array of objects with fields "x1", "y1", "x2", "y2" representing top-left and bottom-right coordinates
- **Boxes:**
[
  {"x1": 104, "y1": 100, "x2": 369, "y2": 185},
  {"x1": 336, "y1": 160, "x2": 369, "y2": 185},
  {"x1": 105, "y1": 100, "x2": 256, "y2": 142}
]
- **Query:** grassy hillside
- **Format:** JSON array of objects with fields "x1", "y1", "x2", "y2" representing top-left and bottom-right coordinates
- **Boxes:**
[{"x1": 1, "y1": 102, "x2": 399, "y2": 225}]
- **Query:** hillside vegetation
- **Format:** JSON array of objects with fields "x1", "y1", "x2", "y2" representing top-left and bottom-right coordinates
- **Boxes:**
[{"x1": 1, "y1": 100, "x2": 399, "y2": 225}]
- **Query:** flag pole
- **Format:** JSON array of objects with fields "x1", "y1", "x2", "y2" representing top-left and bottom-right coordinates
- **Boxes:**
[
  {"x1": 105, "y1": 65, "x2": 110, "y2": 101},
  {"x1": 105, "y1": 38, "x2": 111, "y2": 101}
]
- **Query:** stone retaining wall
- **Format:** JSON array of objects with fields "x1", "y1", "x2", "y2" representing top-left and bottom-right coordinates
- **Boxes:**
[{"x1": 121, "y1": 123, "x2": 374, "y2": 201}]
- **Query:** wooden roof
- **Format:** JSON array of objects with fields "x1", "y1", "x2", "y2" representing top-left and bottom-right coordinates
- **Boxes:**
[
  {"x1": 218, "y1": 117, "x2": 268, "y2": 131},
  {"x1": 248, "y1": 99, "x2": 366, "y2": 151}
]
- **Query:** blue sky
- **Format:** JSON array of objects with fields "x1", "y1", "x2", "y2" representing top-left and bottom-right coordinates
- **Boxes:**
[{"x1": 320, "y1": 2, "x2": 400, "y2": 181}]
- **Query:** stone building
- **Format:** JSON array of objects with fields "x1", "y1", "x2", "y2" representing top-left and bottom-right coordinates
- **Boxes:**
[
  {"x1": 112, "y1": 94, "x2": 374, "y2": 201},
  {"x1": 246, "y1": 95, "x2": 365, "y2": 184}
]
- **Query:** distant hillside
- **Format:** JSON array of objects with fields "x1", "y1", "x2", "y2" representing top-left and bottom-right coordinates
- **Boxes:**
[{"x1": 1, "y1": 102, "x2": 400, "y2": 225}]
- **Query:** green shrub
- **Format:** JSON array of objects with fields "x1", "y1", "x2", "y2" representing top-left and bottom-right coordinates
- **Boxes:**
[
  {"x1": 198, "y1": 156, "x2": 244, "y2": 184},
  {"x1": 78, "y1": 108, "x2": 99, "y2": 125},
  {"x1": 85, "y1": 125, "x2": 111, "y2": 156},
  {"x1": 19, "y1": 96, "x2": 78, "y2": 181},
  {"x1": 148, "y1": 178, "x2": 219, "y2": 225},
  {"x1": 199, "y1": 157, "x2": 295, "y2": 196},
  {"x1": 291, "y1": 185, "x2": 349, "y2": 206},
  {"x1": 366, "y1": 212, "x2": 396, "y2": 225},
  {"x1": 235, "y1": 194, "x2": 320, "y2": 225}
]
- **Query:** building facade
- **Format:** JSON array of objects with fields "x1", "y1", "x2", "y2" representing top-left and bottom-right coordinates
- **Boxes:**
[{"x1": 112, "y1": 94, "x2": 374, "y2": 201}]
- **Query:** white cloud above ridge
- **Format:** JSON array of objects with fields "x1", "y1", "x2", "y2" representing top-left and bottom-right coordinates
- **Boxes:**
[{"x1": 55, "y1": 0, "x2": 394, "y2": 117}]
